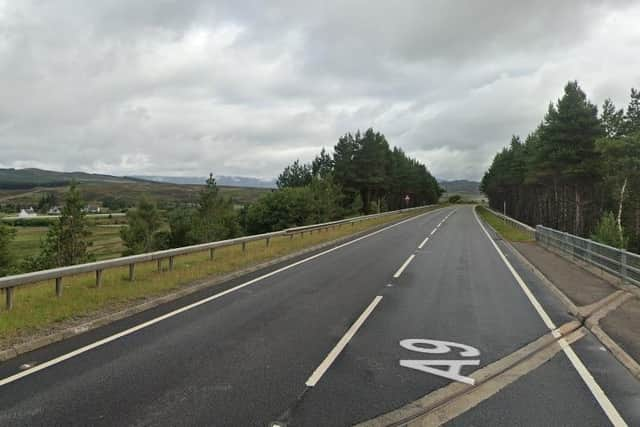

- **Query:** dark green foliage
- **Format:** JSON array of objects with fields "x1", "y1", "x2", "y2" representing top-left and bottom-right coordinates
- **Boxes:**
[
  {"x1": 482, "y1": 82, "x2": 640, "y2": 253},
  {"x1": 592, "y1": 212, "x2": 627, "y2": 249},
  {"x1": 625, "y1": 88, "x2": 640, "y2": 135},
  {"x1": 312, "y1": 148, "x2": 334, "y2": 178},
  {"x1": 37, "y1": 192, "x2": 58, "y2": 213},
  {"x1": 101, "y1": 196, "x2": 129, "y2": 211},
  {"x1": 601, "y1": 99, "x2": 625, "y2": 138},
  {"x1": 121, "y1": 198, "x2": 162, "y2": 255},
  {"x1": 0, "y1": 223, "x2": 16, "y2": 276},
  {"x1": 276, "y1": 160, "x2": 313, "y2": 189},
  {"x1": 3, "y1": 218, "x2": 58, "y2": 227},
  {"x1": 192, "y1": 174, "x2": 241, "y2": 242},
  {"x1": 330, "y1": 128, "x2": 441, "y2": 213},
  {"x1": 161, "y1": 174, "x2": 242, "y2": 249},
  {"x1": 448, "y1": 195, "x2": 462, "y2": 204},
  {"x1": 25, "y1": 181, "x2": 93, "y2": 269},
  {"x1": 167, "y1": 207, "x2": 199, "y2": 248},
  {"x1": 247, "y1": 128, "x2": 440, "y2": 233},
  {"x1": 244, "y1": 177, "x2": 344, "y2": 234}
]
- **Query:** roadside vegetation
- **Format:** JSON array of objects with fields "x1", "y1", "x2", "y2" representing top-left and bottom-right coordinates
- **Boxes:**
[
  {"x1": 0, "y1": 128, "x2": 441, "y2": 278},
  {"x1": 0, "y1": 208, "x2": 433, "y2": 342},
  {"x1": 476, "y1": 206, "x2": 534, "y2": 242},
  {"x1": 481, "y1": 82, "x2": 640, "y2": 252}
]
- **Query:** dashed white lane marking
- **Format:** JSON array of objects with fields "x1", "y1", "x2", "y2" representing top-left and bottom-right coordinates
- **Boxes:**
[
  {"x1": 393, "y1": 254, "x2": 416, "y2": 279},
  {"x1": 305, "y1": 295, "x2": 383, "y2": 387},
  {"x1": 419, "y1": 210, "x2": 455, "y2": 250},
  {"x1": 0, "y1": 209, "x2": 440, "y2": 388},
  {"x1": 473, "y1": 207, "x2": 627, "y2": 427}
]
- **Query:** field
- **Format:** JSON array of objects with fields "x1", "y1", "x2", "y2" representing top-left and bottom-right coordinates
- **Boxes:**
[
  {"x1": 7, "y1": 216, "x2": 128, "y2": 263},
  {"x1": 1, "y1": 179, "x2": 269, "y2": 266},
  {"x1": 0, "y1": 181, "x2": 269, "y2": 208}
]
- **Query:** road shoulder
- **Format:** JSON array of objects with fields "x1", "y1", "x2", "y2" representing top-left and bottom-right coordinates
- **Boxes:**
[{"x1": 480, "y1": 210, "x2": 640, "y2": 381}]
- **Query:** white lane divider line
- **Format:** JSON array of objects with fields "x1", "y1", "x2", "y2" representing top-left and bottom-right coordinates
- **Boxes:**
[
  {"x1": 0, "y1": 209, "x2": 440, "y2": 388},
  {"x1": 418, "y1": 210, "x2": 453, "y2": 250},
  {"x1": 305, "y1": 295, "x2": 383, "y2": 387},
  {"x1": 473, "y1": 208, "x2": 627, "y2": 427},
  {"x1": 393, "y1": 254, "x2": 416, "y2": 279}
]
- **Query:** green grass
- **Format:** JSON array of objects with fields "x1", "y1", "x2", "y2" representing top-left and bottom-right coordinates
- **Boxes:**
[
  {"x1": 476, "y1": 206, "x2": 534, "y2": 242},
  {"x1": 7, "y1": 221, "x2": 126, "y2": 263},
  {"x1": 0, "y1": 207, "x2": 437, "y2": 342}
]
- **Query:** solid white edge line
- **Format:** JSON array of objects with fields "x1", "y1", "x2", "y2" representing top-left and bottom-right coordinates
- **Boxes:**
[
  {"x1": 418, "y1": 236, "x2": 430, "y2": 249},
  {"x1": 472, "y1": 207, "x2": 627, "y2": 427},
  {"x1": 0, "y1": 209, "x2": 442, "y2": 388},
  {"x1": 393, "y1": 254, "x2": 416, "y2": 279},
  {"x1": 305, "y1": 295, "x2": 383, "y2": 387}
]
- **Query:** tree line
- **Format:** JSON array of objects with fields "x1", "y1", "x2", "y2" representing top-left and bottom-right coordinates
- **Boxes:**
[
  {"x1": 0, "y1": 128, "x2": 441, "y2": 276},
  {"x1": 481, "y1": 81, "x2": 640, "y2": 251}
]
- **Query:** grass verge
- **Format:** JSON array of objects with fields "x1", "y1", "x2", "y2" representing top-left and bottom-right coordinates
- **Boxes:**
[
  {"x1": 476, "y1": 205, "x2": 534, "y2": 242},
  {"x1": 0, "y1": 207, "x2": 436, "y2": 342}
]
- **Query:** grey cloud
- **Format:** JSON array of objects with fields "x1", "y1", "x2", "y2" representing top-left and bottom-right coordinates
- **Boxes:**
[{"x1": 1, "y1": 1, "x2": 639, "y2": 181}]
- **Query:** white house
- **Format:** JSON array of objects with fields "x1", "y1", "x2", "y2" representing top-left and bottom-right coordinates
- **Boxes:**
[
  {"x1": 47, "y1": 206, "x2": 62, "y2": 215},
  {"x1": 18, "y1": 207, "x2": 37, "y2": 218}
]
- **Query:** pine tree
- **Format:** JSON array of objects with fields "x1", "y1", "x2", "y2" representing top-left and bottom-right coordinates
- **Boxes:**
[
  {"x1": 311, "y1": 148, "x2": 334, "y2": 178},
  {"x1": 601, "y1": 99, "x2": 625, "y2": 138},
  {"x1": 121, "y1": 198, "x2": 162, "y2": 255},
  {"x1": 625, "y1": 88, "x2": 640, "y2": 135},
  {"x1": 32, "y1": 181, "x2": 93, "y2": 268},
  {"x1": 193, "y1": 173, "x2": 240, "y2": 242},
  {"x1": 276, "y1": 160, "x2": 312, "y2": 188}
]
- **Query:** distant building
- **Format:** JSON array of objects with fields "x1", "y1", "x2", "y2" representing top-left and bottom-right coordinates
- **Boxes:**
[
  {"x1": 47, "y1": 206, "x2": 62, "y2": 215},
  {"x1": 84, "y1": 205, "x2": 101, "y2": 214},
  {"x1": 18, "y1": 207, "x2": 37, "y2": 218}
]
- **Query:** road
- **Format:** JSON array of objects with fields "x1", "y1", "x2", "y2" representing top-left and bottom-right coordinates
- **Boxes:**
[{"x1": 0, "y1": 206, "x2": 638, "y2": 426}]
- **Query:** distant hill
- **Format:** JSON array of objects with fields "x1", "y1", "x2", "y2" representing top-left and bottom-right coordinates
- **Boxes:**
[
  {"x1": 0, "y1": 168, "x2": 142, "y2": 190},
  {"x1": 0, "y1": 168, "x2": 270, "y2": 208},
  {"x1": 438, "y1": 179, "x2": 481, "y2": 195},
  {"x1": 133, "y1": 175, "x2": 277, "y2": 189}
]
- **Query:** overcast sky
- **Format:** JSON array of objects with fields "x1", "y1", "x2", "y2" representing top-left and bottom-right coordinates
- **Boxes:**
[{"x1": 1, "y1": 1, "x2": 639, "y2": 181}]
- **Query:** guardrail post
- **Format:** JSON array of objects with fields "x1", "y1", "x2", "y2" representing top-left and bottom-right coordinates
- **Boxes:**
[
  {"x1": 621, "y1": 250, "x2": 628, "y2": 284},
  {"x1": 6, "y1": 287, "x2": 14, "y2": 310},
  {"x1": 209, "y1": 248, "x2": 215, "y2": 260},
  {"x1": 266, "y1": 237, "x2": 270, "y2": 247},
  {"x1": 301, "y1": 231, "x2": 304, "y2": 238},
  {"x1": 157, "y1": 259, "x2": 162, "y2": 272},
  {"x1": 55, "y1": 277, "x2": 63, "y2": 296},
  {"x1": 242, "y1": 242, "x2": 246, "y2": 252},
  {"x1": 96, "y1": 269, "x2": 103, "y2": 288},
  {"x1": 128, "y1": 264, "x2": 136, "y2": 281},
  {"x1": 169, "y1": 256, "x2": 175, "y2": 271},
  {"x1": 586, "y1": 241, "x2": 592, "y2": 263}
]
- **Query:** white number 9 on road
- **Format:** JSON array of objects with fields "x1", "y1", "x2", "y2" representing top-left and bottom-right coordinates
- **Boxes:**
[
  {"x1": 399, "y1": 339, "x2": 481, "y2": 385},
  {"x1": 399, "y1": 339, "x2": 480, "y2": 357}
]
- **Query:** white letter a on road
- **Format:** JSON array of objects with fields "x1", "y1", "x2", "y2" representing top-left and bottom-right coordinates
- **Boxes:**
[{"x1": 400, "y1": 359, "x2": 480, "y2": 385}]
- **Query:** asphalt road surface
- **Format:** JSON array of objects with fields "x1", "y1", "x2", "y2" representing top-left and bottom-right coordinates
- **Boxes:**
[{"x1": 0, "y1": 206, "x2": 638, "y2": 426}]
